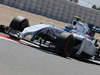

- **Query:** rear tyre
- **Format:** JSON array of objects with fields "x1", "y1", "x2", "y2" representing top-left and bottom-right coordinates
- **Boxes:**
[
  {"x1": 10, "y1": 16, "x2": 29, "y2": 32},
  {"x1": 57, "y1": 32, "x2": 75, "y2": 57}
]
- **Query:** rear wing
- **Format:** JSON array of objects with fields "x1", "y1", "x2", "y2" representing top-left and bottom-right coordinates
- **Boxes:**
[{"x1": 92, "y1": 26, "x2": 100, "y2": 34}]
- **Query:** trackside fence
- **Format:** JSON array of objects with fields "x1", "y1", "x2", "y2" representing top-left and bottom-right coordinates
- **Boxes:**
[{"x1": 0, "y1": 0, "x2": 100, "y2": 27}]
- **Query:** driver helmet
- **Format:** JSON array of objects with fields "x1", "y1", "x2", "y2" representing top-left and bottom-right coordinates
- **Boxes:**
[
  {"x1": 72, "y1": 20, "x2": 77, "y2": 26},
  {"x1": 64, "y1": 25, "x2": 74, "y2": 32},
  {"x1": 49, "y1": 22, "x2": 54, "y2": 27}
]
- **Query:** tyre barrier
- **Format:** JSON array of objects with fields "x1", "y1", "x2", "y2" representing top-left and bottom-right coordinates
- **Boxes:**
[{"x1": 0, "y1": 0, "x2": 100, "y2": 27}]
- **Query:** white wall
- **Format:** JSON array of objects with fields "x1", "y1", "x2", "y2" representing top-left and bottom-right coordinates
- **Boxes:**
[{"x1": 0, "y1": 0, "x2": 100, "y2": 26}]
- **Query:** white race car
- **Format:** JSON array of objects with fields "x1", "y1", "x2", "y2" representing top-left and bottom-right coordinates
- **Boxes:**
[{"x1": 0, "y1": 16, "x2": 100, "y2": 60}]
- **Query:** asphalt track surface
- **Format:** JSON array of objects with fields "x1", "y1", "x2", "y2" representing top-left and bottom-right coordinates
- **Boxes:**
[{"x1": 0, "y1": 34, "x2": 100, "y2": 75}]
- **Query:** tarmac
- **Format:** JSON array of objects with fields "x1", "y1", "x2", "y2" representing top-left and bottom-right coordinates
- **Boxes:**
[{"x1": 0, "y1": 34, "x2": 100, "y2": 75}]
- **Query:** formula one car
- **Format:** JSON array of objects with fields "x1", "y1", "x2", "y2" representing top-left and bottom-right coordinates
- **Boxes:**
[{"x1": 0, "y1": 16, "x2": 100, "y2": 62}]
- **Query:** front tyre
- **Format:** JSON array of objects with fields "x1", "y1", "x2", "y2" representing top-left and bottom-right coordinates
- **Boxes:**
[
  {"x1": 57, "y1": 32, "x2": 75, "y2": 57},
  {"x1": 9, "y1": 16, "x2": 29, "y2": 32}
]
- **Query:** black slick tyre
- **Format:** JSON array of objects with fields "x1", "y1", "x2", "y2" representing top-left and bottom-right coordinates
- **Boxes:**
[
  {"x1": 10, "y1": 16, "x2": 29, "y2": 32},
  {"x1": 57, "y1": 32, "x2": 75, "y2": 57}
]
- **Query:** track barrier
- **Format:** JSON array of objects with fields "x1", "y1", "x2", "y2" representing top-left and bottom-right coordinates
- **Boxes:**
[{"x1": 0, "y1": 0, "x2": 100, "y2": 26}]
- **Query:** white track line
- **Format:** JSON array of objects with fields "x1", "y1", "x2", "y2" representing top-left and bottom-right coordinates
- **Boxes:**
[{"x1": 0, "y1": 36, "x2": 39, "y2": 47}]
